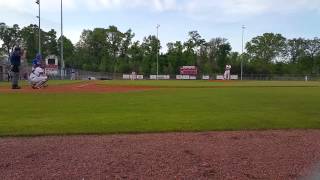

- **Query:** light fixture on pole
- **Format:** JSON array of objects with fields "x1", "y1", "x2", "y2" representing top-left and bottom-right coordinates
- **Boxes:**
[
  {"x1": 35, "y1": 0, "x2": 41, "y2": 54},
  {"x1": 61, "y1": 0, "x2": 64, "y2": 79},
  {"x1": 241, "y1": 25, "x2": 246, "y2": 81},
  {"x1": 156, "y1": 24, "x2": 160, "y2": 80}
]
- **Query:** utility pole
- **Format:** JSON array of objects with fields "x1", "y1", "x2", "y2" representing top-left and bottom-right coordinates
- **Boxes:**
[
  {"x1": 61, "y1": 0, "x2": 65, "y2": 79},
  {"x1": 156, "y1": 24, "x2": 160, "y2": 80},
  {"x1": 36, "y1": 0, "x2": 41, "y2": 54},
  {"x1": 241, "y1": 25, "x2": 246, "y2": 81}
]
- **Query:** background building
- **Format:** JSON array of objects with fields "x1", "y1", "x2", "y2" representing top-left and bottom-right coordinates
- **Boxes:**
[{"x1": 0, "y1": 55, "x2": 9, "y2": 81}]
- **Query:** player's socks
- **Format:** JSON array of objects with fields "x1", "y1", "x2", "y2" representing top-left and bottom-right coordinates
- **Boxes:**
[{"x1": 36, "y1": 81, "x2": 48, "y2": 89}]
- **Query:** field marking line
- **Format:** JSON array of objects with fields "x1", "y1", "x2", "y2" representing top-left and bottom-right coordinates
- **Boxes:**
[{"x1": 76, "y1": 83, "x2": 92, "y2": 88}]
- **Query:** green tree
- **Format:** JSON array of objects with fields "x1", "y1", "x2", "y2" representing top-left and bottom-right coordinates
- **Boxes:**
[
  {"x1": 141, "y1": 35, "x2": 160, "y2": 75},
  {"x1": 105, "y1": 26, "x2": 124, "y2": 73},
  {"x1": 246, "y1": 33, "x2": 287, "y2": 63},
  {"x1": 21, "y1": 24, "x2": 58, "y2": 62},
  {"x1": 120, "y1": 29, "x2": 134, "y2": 57},
  {"x1": 228, "y1": 52, "x2": 241, "y2": 74},
  {"x1": 183, "y1": 31, "x2": 205, "y2": 66},
  {"x1": 58, "y1": 36, "x2": 74, "y2": 68},
  {"x1": 206, "y1": 38, "x2": 231, "y2": 72},
  {"x1": 0, "y1": 23, "x2": 21, "y2": 56},
  {"x1": 128, "y1": 41, "x2": 143, "y2": 73},
  {"x1": 43, "y1": 29, "x2": 59, "y2": 56},
  {"x1": 304, "y1": 38, "x2": 320, "y2": 74},
  {"x1": 286, "y1": 38, "x2": 307, "y2": 63},
  {"x1": 76, "y1": 28, "x2": 107, "y2": 71},
  {"x1": 167, "y1": 41, "x2": 184, "y2": 74}
]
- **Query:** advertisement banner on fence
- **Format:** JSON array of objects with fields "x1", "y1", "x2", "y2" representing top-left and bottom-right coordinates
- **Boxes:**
[
  {"x1": 202, "y1": 75, "x2": 210, "y2": 80},
  {"x1": 123, "y1": 74, "x2": 130, "y2": 80},
  {"x1": 190, "y1": 76, "x2": 197, "y2": 80},
  {"x1": 150, "y1": 75, "x2": 170, "y2": 80},
  {"x1": 123, "y1": 74, "x2": 144, "y2": 80},
  {"x1": 216, "y1": 75, "x2": 224, "y2": 80},
  {"x1": 230, "y1": 75, "x2": 239, "y2": 80},
  {"x1": 182, "y1": 75, "x2": 190, "y2": 80},
  {"x1": 137, "y1": 75, "x2": 144, "y2": 80}
]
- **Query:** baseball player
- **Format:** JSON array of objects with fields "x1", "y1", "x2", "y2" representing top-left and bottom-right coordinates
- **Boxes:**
[
  {"x1": 10, "y1": 47, "x2": 23, "y2": 89},
  {"x1": 29, "y1": 63, "x2": 48, "y2": 89},
  {"x1": 32, "y1": 53, "x2": 42, "y2": 71},
  {"x1": 224, "y1": 65, "x2": 232, "y2": 80}
]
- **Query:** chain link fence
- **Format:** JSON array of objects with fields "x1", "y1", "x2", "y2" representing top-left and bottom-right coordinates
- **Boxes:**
[
  {"x1": 1, "y1": 67, "x2": 320, "y2": 82},
  {"x1": 69, "y1": 70, "x2": 320, "y2": 81},
  {"x1": 241, "y1": 74, "x2": 320, "y2": 81}
]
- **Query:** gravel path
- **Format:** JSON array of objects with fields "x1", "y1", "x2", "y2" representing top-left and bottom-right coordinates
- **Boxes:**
[{"x1": 1, "y1": 130, "x2": 320, "y2": 180}]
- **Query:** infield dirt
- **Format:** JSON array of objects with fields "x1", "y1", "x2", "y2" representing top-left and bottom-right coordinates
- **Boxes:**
[
  {"x1": 0, "y1": 82, "x2": 155, "y2": 93},
  {"x1": 1, "y1": 130, "x2": 320, "y2": 179}
]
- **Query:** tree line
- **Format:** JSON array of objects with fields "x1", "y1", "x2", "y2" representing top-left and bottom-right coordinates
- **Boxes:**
[{"x1": 1, "y1": 23, "x2": 320, "y2": 75}]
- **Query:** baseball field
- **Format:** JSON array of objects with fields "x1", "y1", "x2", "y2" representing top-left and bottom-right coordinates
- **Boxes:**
[
  {"x1": 0, "y1": 80, "x2": 319, "y2": 136},
  {"x1": 1, "y1": 80, "x2": 320, "y2": 179}
]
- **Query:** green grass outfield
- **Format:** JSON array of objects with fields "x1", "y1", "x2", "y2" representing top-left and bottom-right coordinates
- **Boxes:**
[
  {"x1": 0, "y1": 80, "x2": 320, "y2": 136},
  {"x1": 102, "y1": 80, "x2": 320, "y2": 87}
]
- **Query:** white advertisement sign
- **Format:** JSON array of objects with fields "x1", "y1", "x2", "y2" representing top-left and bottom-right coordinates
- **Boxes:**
[
  {"x1": 230, "y1": 75, "x2": 239, "y2": 80},
  {"x1": 216, "y1": 75, "x2": 224, "y2": 80},
  {"x1": 150, "y1": 75, "x2": 170, "y2": 80},
  {"x1": 123, "y1": 74, "x2": 130, "y2": 80},
  {"x1": 182, "y1": 75, "x2": 190, "y2": 80},
  {"x1": 202, "y1": 75, "x2": 210, "y2": 80},
  {"x1": 176, "y1": 75, "x2": 183, "y2": 80},
  {"x1": 123, "y1": 74, "x2": 143, "y2": 80},
  {"x1": 189, "y1": 76, "x2": 197, "y2": 80},
  {"x1": 137, "y1": 75, "x2": 144, "y2": 80}
]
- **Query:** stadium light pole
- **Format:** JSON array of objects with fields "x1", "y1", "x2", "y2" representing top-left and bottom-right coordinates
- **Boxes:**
[
  {"x1": 241, "y1": 25, "x2": 246, "y2": 81},
  {"x1": 35, "y1": 0, "x2": 41, "y2": 54},
  {"x1": 60, "y1": 0, "x2": 65, "y2": 79},
  {"x1": 156, "y1": 24, "x2": 160, "y2": 80}
]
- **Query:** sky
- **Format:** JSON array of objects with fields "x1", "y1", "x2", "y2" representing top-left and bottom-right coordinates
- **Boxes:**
[{"x1": 0, "y1": 0, "x2": 320, "y2": 53}]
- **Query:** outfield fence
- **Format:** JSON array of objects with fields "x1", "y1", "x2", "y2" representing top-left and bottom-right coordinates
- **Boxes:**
[
  {"x1": 1, "y1": 70, "x2": 320, "y2": 82},
  {"x1": 242, "y1": 74, "x2": 320, "y2": 81},
  {"x1": 69, "y1": 71, "x2": 320, "y2": 81}
]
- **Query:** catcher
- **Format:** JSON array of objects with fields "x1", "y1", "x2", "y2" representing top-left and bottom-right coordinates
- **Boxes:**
[{"x1": 29, "y1": 61, "x2": 48, "y2": 89}]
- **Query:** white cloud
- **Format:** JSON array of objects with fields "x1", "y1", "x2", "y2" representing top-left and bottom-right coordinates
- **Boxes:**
[
  {"x1": 0, "y1": 0, "x2": 76, "y2": 14},
  {"x1": 1, "y1": 0, "x2": 319, "y2": 18},
  {"x1": 0, "y1": 0, "x2": 77, "y2": 32},
  {"x1": 76, "y1": 0, "x2": 320, "y2": 13},
  {"x1": 180, "y1": 0, "x2": 320, "y2": 22},
  {"x1": 0, "y1": 0, "x2": 31, "y2": 15},
  {"x1": 41, "y1": 0, "x2": 77, "y2": 12},
  {"x1": 66, "y1": 0, "x2": 320, "y2": 23},
  {"x1": 64, "y1": 28, "x2": 83, "y2": 44},
  {"x1": 83, "y1": 0, "x2": 177, "y2": 11},
  {"x1": 1, "y1": 0, "x2": 319, "y2": 46}
]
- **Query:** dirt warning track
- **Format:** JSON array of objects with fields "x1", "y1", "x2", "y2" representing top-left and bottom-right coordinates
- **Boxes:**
[{"x1": 1, "y1": 130, "x2": 320, "y2": 179}]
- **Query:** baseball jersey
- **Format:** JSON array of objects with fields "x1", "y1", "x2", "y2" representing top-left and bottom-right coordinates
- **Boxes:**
[{"x1": 30, "y1": 67, "x2": 45, "y2": 79}]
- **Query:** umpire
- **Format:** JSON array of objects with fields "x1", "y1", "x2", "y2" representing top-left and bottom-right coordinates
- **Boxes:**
[{"x1": 10, "y1": 47, "x2": 22, "y2": 89}]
